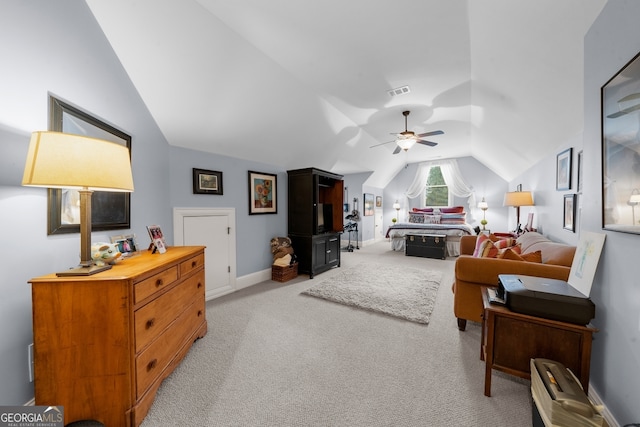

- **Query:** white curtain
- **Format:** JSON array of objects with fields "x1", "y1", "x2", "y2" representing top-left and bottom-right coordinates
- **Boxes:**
[{"x1": 403, "y1": 159, "x2": 476, "y2": 217}]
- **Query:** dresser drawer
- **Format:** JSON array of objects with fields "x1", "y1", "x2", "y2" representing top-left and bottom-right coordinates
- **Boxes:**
[
  {"x1": 135, "y1": 296, "x2": 206, "y2": 398},
  {"x1": 134, "y1": 271, "x2": 205, "y2": 352},
  {"x1": 135, "y1": 266, "x2": 179, "y2": 304},
  {"x1": 180, "y1": 253, "x2": 205, "y2": 277}
]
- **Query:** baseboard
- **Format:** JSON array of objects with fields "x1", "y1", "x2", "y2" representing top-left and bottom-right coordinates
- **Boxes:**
[
  {"x1": 588, "y1": 384, "x2": 619, "y2": 427},
  {"x1": 236, "y1": 268, "x2": 271, "y2": 290}
]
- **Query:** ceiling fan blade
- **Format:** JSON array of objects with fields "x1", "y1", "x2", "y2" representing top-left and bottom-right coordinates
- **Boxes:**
[
  {"x1": 370, "y1": 140, "x2": 396, "y2": 148},
  {"x1": 416, "y1": 130, "x2": 444, "y2": 138},
  {"x1": 392, "y1": 145, "x2": 402, "y2": 155},
  {"x1": 416, "y1": 140, "x2": 438, "y2": 147}
]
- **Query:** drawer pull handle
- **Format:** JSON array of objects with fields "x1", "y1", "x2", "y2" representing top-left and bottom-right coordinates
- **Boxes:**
[
  {"x1": 191, "y1": 261, "x2": 197, "y2": 268},
  {"x1": 147, "y1": 359, "x2": 157, "y2": 372},
  {"x1": 197, "y1": 282, "x2": 203, "y2": 288},
  {"x1": 155, "y1": 279, "x2": 163, "y2": 287},
  {"x1": 145, "y1": 318, "x2": 155, "y2": 329},
  {"x1": 197, "y1": 310, "x2": 203, "y2": 317}
]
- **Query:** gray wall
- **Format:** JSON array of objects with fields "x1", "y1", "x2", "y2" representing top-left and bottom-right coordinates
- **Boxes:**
[
  {"x1": 0, "y1": 1, "x2": 286, "y2": 404},
  {"x1": 513, "y1": 0, "x2": 640, "y2": 423},
  {"x1": 382, "y1": 157, "x2": 509, "y2": 232},
  {"x1": 168, "y1": 146, "x2": 288, "y2": 276}
]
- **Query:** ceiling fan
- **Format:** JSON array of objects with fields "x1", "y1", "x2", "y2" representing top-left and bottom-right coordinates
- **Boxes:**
[{"x1": 370, "y1": 110, "x2": 443, "y2": 154}]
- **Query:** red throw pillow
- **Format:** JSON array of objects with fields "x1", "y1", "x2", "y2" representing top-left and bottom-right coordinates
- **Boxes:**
[{"x1": 473, "y1": 233, "x2": 491, "y2": 257}]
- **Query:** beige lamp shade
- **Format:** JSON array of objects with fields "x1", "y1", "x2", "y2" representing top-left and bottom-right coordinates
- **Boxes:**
[
  {"x1": 503, "y1": 191, "x2": 534, "y2": 207},
  {"x1": 22, "y1": 131, "x2": 134, "y2": 192}
]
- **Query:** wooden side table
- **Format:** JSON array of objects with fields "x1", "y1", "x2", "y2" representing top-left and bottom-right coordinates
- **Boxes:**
[{"x1": 480, "y1": 286, "x2": 597, "y2": 397}]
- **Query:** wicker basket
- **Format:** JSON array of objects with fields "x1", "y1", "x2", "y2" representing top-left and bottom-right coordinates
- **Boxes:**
[{"x1": 271, "y1": 262, "x2": 298, "y2": 282}]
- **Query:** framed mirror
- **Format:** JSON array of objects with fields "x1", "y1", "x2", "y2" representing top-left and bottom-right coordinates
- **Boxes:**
[{"x1": 48, "y1": 95, "x2": 131, "y2": 235}]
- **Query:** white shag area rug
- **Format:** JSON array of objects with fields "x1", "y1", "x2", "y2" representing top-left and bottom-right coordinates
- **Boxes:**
[{"x1": 301, "y1": 263, "x2": 442, "y2": 324}]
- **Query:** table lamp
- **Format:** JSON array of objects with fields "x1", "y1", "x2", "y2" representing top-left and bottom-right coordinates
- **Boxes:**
[
  {"x1": 477, "y1": 198, "x2": 489, "y2": 230},
  {"x1": 503, "y1": 189, "x2": 534, "y2": 232},
  {"x1": 22, "y1": 131, "x2": 134, "y2": 276},
  {"x1": 393, "y1": 200, "x2": 401, "y2": 222},
  {"x1": 628, "y1": 188, "x2": 640, "y2": 225}
]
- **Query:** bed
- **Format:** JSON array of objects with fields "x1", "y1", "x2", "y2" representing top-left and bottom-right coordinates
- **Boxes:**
[{"x1": 385, "y1": 207, "x2": 475, "y2": 256}]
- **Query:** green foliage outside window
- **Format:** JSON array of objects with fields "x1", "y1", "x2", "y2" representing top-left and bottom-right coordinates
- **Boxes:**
[{"x1": 425, "y1": 166, "x2": 449, "y2": 207}]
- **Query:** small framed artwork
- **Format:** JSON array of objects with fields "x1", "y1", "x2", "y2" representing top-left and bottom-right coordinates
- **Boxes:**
[
  {"x1": 602, "y1": 49, "x2": 640, "y2": 234},
  {"x1": 111, "y1": 234, "x2": 140, "y2": 256},
  {"x1": 563, "y1": 194, "x2": 576, "y2": 232},
  {"x1": 193, "y1": 168, "x2": 223, "y2": 195},
  {"x1": 146, "y1": 224, "x2": 167, "y2": 253},
  {"x1": 249, "y1": 171, "x2": 277, "y2": 215},
  {"x1": 364, "y1": 193, "x2": 374, "y2": 216},
  {"x1": 375, "y1": 196, "x2": 382, "y2": 208},
  {"x1": 556, "y1": 148, "x2": 573, "y2": 191},
  {"x1": 576, "y1": 150, "x2": 583, "y2": 194}
]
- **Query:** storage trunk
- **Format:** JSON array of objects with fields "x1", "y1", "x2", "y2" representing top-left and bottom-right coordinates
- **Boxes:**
[{"x1": 405, "y1": 233, "x2": 447, "y2": 259}]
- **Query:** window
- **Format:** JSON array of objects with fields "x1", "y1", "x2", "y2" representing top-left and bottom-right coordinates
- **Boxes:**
[{"x1": 425, "y1": 166, "x2": 451, "y2": 207}]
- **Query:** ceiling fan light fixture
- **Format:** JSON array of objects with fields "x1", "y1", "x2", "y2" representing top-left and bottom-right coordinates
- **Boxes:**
[{"x1": 396, "y1": 138, "x2": 416, "y2": 151}]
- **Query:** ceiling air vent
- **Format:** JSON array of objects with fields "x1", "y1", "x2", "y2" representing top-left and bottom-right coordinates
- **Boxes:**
[{"x1": 388, "y1": 85, "x2": 410, "y2": 97}]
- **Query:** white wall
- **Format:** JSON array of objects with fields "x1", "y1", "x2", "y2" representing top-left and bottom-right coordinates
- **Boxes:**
[
  {"x1": 514, "y1": 0, "x2": 640, "y2": 423},
  {"x1": 382, "y1": 156, "x2": 509, "y2": 232}
]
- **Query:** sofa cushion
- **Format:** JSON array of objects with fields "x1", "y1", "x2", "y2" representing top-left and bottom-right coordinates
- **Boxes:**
[
  {"x1": 516, "y1": 232, "x2": 576, "y2": 266},
  {"x1": 499, "y1": 248, "x2": 542, "y2": 263}
]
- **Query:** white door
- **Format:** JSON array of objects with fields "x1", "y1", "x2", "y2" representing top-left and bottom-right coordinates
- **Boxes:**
[
  {"x1": 174, "y1": 208, "x2": 236, "y2": 300},
  {"x1": 374, "y1": 208, "x2": 384, "y2": 241}
]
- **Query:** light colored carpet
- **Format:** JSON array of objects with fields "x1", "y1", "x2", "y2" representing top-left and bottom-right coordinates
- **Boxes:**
[
  {"x1": 302, "y1": 263, "x2": 441, "y2": 324},
  {"x1": 138, "y1": 241, "x2": 531, "y2": 427}
]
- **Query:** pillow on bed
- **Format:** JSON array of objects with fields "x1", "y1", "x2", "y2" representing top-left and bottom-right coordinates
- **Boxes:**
[
  {"x1": 412, "y1": 208, "x2": 434, "y2": 213},
  {"x1": 424, "y1": 214, "x2": 441, "y2": 224},
  {"x1": 440, "y1": 206, "x2": 465, "y2": 213},
  {"x1": 440, "y1": 212, "x2": 466, "y2": 224},
  {"x1": 408, "y1": 212, "x2": 425, "y2": 223}
]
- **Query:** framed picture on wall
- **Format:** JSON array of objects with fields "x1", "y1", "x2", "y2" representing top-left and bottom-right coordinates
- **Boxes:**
[
  {"x1": 193, "y1": 168, "x2": 223, "y2": 195},
  {"x1": 375, "y1": 196, "x2": 382, "y2": 208},
  {"x1": 556, "y1": 147, "x2": 572, "y2": 191},
  {"x1": 248, "y1": 171, "x2": 277, "y2": 214},
  {"x1": 563, "y1": 194, "x2": 576, "y2": 232},
  {"x1": 364, "y1": 193, "x2": 374, "y2": 216},
  {"x1": 577, "y1": 150, "x2": 584, "y2": 194},
  {"x1": 602, "y1": 49, "x2": 640, "y2": 234}
]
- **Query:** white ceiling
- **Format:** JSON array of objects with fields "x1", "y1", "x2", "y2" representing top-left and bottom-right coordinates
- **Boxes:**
[{"x1": 86, "y1": 0, "x2": 606, "y2": 188}]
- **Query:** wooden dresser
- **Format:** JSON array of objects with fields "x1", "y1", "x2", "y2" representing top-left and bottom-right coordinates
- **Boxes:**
[{"x1": 29, "y1": 246, "x2": 207, "y2": 427}]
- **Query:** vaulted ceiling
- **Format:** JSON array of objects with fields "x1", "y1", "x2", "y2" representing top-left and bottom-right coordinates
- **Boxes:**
[{"x1": 86, "y1": 0, "x2": 606, "y2": 188}]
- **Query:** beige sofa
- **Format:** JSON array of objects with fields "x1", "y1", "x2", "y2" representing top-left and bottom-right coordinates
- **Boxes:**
[{"x1": 452, "y1": 232, "x2": 576, "y2": 331}]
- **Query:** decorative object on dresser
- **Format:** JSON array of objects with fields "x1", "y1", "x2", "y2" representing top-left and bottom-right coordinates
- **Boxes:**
[
  {"x1": 287, "y1": 168, "x2": 344, "y2": 278},
  {"x1": 29, "y1": 246, "x2": 207, "y2": 427},
  {"x1": 147, "y1": 224, "x2": 167, "y2": 254},
  {"x1": 22, "y1": 131, "x2": 134, "y2": 276}
]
